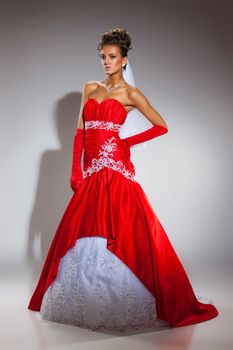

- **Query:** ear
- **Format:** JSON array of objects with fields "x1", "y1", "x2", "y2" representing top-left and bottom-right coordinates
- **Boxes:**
[{"x1": 123, "y1": 56, "x2": 128, "y2": 66}]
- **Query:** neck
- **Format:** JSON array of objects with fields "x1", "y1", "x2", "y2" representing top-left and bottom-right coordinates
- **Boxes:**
[{"x1": 105, "y1": 72, "x2": 124, "y2": 86}]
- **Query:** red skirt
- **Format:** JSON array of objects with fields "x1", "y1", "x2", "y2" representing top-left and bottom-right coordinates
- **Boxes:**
[{"x1": 28, "y1": 167, "x2": 218, "y2": 327}]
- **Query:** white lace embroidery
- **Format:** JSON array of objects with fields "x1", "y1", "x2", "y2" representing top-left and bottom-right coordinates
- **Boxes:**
[
  {"x1": 40, "y1": 237, "x2": 170, "y2": 332},
  {"x1": 85, "y1": 120, "x2": 122, "y2": 133},
  {"x1": 83, "y1": 136, "x2": 136, "y2": 182}
]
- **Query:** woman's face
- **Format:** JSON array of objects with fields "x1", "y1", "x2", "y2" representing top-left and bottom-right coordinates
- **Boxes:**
[{"x1": 99, "y1": 45, "x2": 127, "y2": 75}]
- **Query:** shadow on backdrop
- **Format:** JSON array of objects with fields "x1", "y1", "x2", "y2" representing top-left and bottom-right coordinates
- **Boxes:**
[{"x1": 26, "y1": 92, "x2": 82, "y2": 287}]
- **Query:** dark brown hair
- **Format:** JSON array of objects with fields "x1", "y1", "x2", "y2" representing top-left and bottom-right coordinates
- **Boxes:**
[{"x1": 97, "y1": 28, "x2": 132, "y2": 69}]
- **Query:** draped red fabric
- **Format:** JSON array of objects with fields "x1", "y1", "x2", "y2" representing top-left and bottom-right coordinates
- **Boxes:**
[{"x1": 28, "y1": 98, "x2": 218, "y2": 327}]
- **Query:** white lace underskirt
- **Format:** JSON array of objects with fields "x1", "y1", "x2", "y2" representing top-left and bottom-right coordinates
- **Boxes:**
[
  {"x1": 40, "y1": 236, "x2": 213, "y2": 333},
  {"x1": 40, "y1": 236, "x2": 170, "y2": 332}
]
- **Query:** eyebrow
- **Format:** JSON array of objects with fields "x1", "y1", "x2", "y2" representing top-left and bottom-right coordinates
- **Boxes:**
[{"x1": 100, "y1": 52, "x2": 117, "y2": 55}]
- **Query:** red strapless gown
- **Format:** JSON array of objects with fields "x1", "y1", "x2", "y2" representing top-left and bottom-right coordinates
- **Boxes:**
[{"x1": 28, "y1": 98, "x2": 218, "y2": 329}]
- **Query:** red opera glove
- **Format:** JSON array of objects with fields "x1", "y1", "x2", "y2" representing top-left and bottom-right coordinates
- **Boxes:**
[
  {"x1": 70, "y1": 127, "x2": 85, "y2": 193},
  {"x1": 121, "y1": 124, "x2": 168, "y2": 148}
]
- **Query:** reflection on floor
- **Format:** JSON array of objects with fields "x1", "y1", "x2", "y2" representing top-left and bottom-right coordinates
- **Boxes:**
[{"x1": 1, "y1": 264, "x2": 232, "y2": 350}]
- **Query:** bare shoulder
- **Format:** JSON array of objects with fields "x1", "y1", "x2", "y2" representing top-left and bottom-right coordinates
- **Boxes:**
[
  {"x1": 82, "y1": 80, "x2": 99, "y2": 97},
  {"x1": 76, "y1": 81, "x2": 98, "y2": 129},
  {"x1": 128, "y1": 86, "x2": 148, "y2": 103},
  {"x1": 126, "y1": 86, "x2": 168, "y2": 128},
  {"x1": 128, "y1": 86, "x2": 154, "y2": 111},
  {"x1": 85, "y1": 80, "x2": 98, "y2": 87}
]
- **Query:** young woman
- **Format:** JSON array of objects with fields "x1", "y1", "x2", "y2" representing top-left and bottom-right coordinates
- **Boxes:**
[{"x1": 28, "y1": 28, "x2": 218, "y2": 333}]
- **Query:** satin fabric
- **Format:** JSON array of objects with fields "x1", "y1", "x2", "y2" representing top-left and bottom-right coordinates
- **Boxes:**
[{"x1": 28, "y1": 98, "x2": 218, "y2": 327}]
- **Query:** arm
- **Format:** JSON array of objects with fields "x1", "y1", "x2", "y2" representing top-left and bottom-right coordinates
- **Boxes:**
[
  {"x1": 121, "y1": 88, "x2": 168, "y2": 147},
  {"x1": 70, "y1": 82, "x2": 95, "y2": 193}
]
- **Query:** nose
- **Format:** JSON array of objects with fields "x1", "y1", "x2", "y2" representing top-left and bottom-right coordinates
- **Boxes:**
[{"x1": 104, "y1": 57, "x2": 111, "y2": 65}]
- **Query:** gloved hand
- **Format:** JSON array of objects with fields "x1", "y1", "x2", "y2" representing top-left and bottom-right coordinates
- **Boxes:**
[
  {"x1": 121, "y1": 124, "x2": 168, "y2": 148},
  {"x1": 70, "y1": 127, "x2": 85, "y2": 193}
]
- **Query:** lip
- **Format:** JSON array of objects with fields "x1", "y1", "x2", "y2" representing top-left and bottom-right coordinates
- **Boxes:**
[{"x1": 105, "y1": 66, "x2": 111, "y2": 69}]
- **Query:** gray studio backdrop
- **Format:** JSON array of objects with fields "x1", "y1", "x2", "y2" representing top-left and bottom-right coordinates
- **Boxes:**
[{"x1": 0, "y1": 0, "x2": 232, "y2": 285}]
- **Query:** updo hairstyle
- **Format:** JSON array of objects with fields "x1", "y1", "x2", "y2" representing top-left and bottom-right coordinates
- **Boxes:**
[{"x1": 97, "y1": 28, "x2": 132, "y2": 69}]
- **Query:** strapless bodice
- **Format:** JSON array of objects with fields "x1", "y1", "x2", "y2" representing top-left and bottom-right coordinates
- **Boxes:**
[
  {"x1": 82, "y1": 98, "x2": 135, "y2": 182},
  {"x1": 83, "y1": 98, "x2": 128, "y2": 127}
]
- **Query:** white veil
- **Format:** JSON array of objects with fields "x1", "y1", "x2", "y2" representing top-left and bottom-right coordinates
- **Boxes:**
[{"x1": 120, "y1": 60, "x2": 150, "y2": 150}]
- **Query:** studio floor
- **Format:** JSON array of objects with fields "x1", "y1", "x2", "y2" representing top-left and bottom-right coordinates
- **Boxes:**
[{"x1": 1, "y1": 263, "x2": 232, "y2": 350}]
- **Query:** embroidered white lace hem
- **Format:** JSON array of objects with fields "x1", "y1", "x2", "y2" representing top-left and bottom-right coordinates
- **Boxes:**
[{"x1": 40, "y1": 236, "x2": 170, "y2": 332}]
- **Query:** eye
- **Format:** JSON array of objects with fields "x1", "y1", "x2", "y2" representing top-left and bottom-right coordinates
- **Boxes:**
[{"x1": 98, "y1": 54, "x2": 116, "y2": 60}]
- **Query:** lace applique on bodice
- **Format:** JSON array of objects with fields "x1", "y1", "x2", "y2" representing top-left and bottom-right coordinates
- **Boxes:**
[{"x1": 83, "y1": 98, "x2": 136, "y2": 182}]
